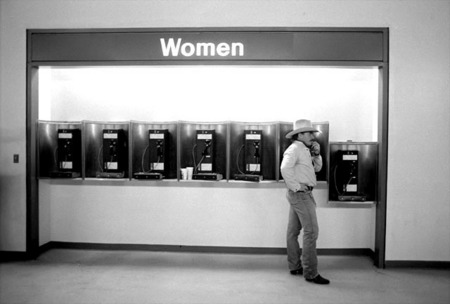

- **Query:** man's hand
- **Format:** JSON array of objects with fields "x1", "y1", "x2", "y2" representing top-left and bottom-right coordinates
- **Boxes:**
[{"x1": 310, "y1": 141, "x2": 321, "y2": 156}]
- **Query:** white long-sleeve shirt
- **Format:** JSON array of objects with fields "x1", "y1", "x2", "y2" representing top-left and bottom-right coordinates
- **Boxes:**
[{"x1": 280, "y1": 141, "x2": 322, "y2": 192}]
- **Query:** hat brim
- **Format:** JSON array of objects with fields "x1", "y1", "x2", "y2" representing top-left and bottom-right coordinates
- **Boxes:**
[{"x1": 285, "y1": 127, "x2": 319, "y2": 139}]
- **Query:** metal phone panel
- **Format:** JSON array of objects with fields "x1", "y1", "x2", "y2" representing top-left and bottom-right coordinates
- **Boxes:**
[
  {"x1": 179, "y1": 122, "x2": 227, "y2": 179},
  {"x1": 229, "y1": 122, "x2": 277, "y2": 181},
  {"x1": 329, "y1": 142, "x2": 378, "y2": 202},
  {"x1": 83, "y1": 121, "x2": 129, "y2": 178},
  {"x1": 131, "y1": 121, "x2": 178, "y2": 179},
  {"x1": 37, "y1": 121, "x2": 82, "y2": 178}
]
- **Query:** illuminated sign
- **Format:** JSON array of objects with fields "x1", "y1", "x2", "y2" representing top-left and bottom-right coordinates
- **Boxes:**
[
  {"x1": 30, "y1": 30, "x2": 385, "y2": 62},
  {"x1": 160, "y1": 38, "x2": 244, "y2": 57}
]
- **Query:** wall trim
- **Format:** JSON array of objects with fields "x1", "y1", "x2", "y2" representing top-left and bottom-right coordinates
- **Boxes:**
[
  {"x1": 0, "y1": 242, "x2": 52, "y2": 262},
  {"x1": 7, "y1": 244, "x2": 450, "y2": 269},
  {"x1": 0, "y1": 251, "x2": 32, "y2": 262},
  {"x1": 385, "y1": 260, "x2": 450, "y2": 269},
  {"x1": 38, "y1": 241, "x2": 374, "y2": 257}
]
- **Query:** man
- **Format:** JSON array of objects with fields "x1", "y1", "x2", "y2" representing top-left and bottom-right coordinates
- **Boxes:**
[{"x1": 280, "y1": 119, "x2": 330, "y2": 285}]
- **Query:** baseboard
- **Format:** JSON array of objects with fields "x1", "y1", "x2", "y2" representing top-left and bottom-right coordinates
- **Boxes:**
[
  {"x1": 0, "y1": 242, "x2": 54, "y2": 262},
  {"x1": 9, "y1": 243, "x2": 449, "y2": 269},
  {"x1": 0, "y1": 251, "x2": 31, "y2": 262},
  {"x1": 38, "y1": 241, "x2": 54, "y2": 255},
  {"x1": 40, "y1": 241, "x2": 374, "y2": 257},
  {"x1": 318, "y1": 248, "x2": 374, "y2": 258},
  {"x1": 385, "y1": 260, "x2": 450, "y2": 269},
  {"x1": 44, "y1": 242, "x2": 287, "y2": 255}
]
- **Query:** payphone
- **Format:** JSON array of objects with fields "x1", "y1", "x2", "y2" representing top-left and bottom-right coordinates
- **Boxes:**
[
  {"x1": 51, "y1": 128, "x2": 81, "y2": 178},
  {"x1": 96, "y1": 129, "x2": 127, "y2": 178},
  {"x1": 134, "y1": 129, "x2": 168, "y2": 180},
  {"x1": 329, "y1": 142, "x2": 377, "y2": 202},
  {"x1": 235, "y1": 130, "x2": 263, "y2": 182},
  {"x1": 332, "y1": 150, "x2": 365, "y2": 201},
  {"x1": 192, "y1": 130, "x2": 222, "y2": 180}
]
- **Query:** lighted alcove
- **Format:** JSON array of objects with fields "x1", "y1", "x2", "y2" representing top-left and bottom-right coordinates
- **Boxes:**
[{"x1": 38, "y1": 65, "x2": 379, "y2": 250}]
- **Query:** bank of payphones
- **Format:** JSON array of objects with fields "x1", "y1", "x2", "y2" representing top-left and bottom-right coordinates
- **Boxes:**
[
  {"x1": 192, "y1": 130, "x2": 222, "y2": 180},
  {"x1": 134, "y1": 129, "x2": 168, "y2": 179},
  {"x1": 51, "y1": 128, "x2": 81, "y2": 178},
  {"x1": 235, "y1": 130, "x2": 263, "y2": 182},
  {"x1": 97, "y1": 129, "x2": 127, "y2": 178}
]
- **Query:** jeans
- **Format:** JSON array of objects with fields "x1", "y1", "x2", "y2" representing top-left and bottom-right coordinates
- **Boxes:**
[{"x1": 286, "y1": 190, "x2": 319, "y2": 279}]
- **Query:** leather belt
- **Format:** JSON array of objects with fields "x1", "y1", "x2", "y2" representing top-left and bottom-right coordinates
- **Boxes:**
[{"x1": 296, "y1": 186, "x2": 313, "y2": 193}]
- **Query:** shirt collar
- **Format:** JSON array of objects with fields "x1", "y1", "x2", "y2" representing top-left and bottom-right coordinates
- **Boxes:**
[{"x1": 295, "y1": 140, "x2": 308, "y2": 149}]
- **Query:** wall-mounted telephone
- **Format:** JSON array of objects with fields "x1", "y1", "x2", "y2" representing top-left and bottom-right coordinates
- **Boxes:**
[
  {"x1": 235, "y1": 130, "x2": 263, "y2": 182},
  {"x1": 97, "y1": 129, "x2": 127, "y2": 178},
  {"x1": 51, "y1": 128, "x2": 81, "y2": 178},
  {"x1": 329, "y1": 142, "x2": 377, "y2": 202},
  {"x1": 192, "y1": 130, "x2": 222, "y2": 180},
  {"x1": 332, "y1": 150, "x2": 365, "y2": 201},
  {"x1": 245, "y1": 130, "x2": 262, "y2": 174},
  {"x1": 134, "y1": 129, "x2": 168, "y2": 180}
]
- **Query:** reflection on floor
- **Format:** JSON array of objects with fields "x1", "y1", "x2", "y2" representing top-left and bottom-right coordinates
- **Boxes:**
[{"x1": 1, "y1": 249, "x2": 449, "y2": 304}]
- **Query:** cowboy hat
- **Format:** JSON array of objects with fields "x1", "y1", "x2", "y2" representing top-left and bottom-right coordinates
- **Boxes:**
[{"x1": 285, "y1": 119, "x2": 319, "y2": 139}]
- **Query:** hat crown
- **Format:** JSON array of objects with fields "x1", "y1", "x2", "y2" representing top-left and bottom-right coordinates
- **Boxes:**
[{"x1": 293, "y1": 119, "x2": 313, "y2": 130}]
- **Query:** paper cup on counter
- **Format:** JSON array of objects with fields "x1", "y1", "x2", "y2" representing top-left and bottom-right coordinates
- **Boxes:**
[
  {"x1": 186, "y1": 167, "x2": 194, "y2": 180},
  {"x1": 181, "y1": 168, "x2": 188, "y2": 180}
]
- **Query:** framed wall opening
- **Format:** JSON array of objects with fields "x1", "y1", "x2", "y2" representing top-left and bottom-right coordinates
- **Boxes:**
[{"x1": 27, "y1": 28, "x2": 388, "y2": 267}]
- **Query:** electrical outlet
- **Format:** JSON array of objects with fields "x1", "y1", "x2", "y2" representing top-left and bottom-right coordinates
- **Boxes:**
[{"x1": 13, "y1": 154, "x2": 19, "y2": 163}]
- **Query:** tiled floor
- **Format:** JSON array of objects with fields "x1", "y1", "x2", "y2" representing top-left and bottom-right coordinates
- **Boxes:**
[{"x1": 1, "y1": 249, "x2": 449, "y2": 304}]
